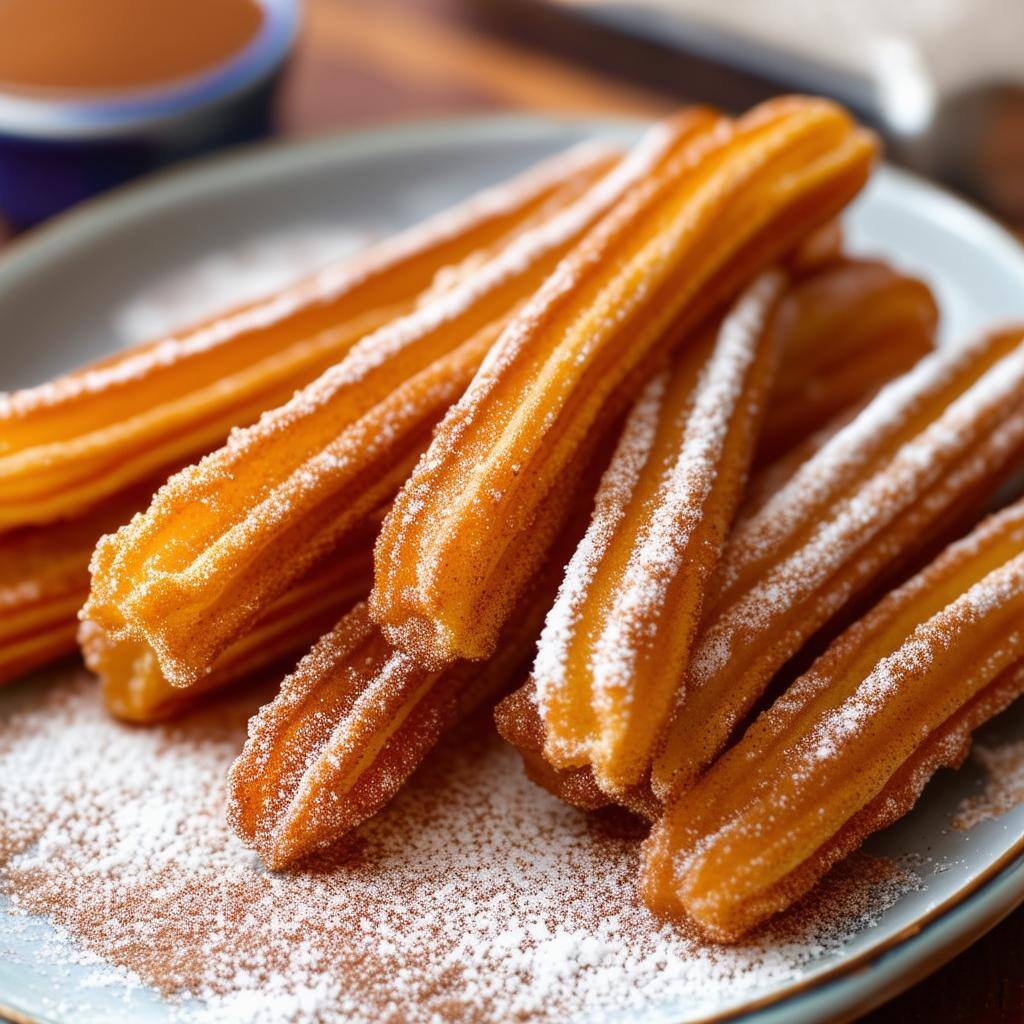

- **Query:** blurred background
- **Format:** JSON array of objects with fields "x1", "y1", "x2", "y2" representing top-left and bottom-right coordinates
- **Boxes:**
[
  {"x1": 0, "y1": 1, "x2": 1022, "y2": 1020},
  {"x1": 1, "y1": 0, "x2": 1023, "y2": 231}
]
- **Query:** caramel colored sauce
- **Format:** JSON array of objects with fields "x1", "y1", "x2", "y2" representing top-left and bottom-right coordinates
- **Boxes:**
[{"x1": 0, "y1": 0, "x2": 264, "y2": 96}]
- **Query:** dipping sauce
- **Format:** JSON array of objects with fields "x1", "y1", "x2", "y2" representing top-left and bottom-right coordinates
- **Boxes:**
[{"x1": 0, "y1": 0, "x2": 264, "y2": 96}]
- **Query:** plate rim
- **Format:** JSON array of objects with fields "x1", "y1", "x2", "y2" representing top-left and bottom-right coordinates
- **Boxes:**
[{"x1": 2, "y1": 113, "x2": 1024, "y2": 1024}]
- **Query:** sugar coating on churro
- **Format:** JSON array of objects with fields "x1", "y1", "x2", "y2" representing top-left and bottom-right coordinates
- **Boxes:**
[
  {"x1": 532, "y1": 270, "x2": 784, "y2": 790},
  {"x1": 710, "y1": 340, "x2": 1024, "y2": 650},
  {"x1": 655, "y1": 329, "x2": 1024, "y2": 800},
  {"x1": 645, "y1": 499, "x2": 1024, "y2": 939}
]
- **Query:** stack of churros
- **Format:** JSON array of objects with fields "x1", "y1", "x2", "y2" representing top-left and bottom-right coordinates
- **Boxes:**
[
  {"x1": 82, "y1": 115, "x2": 695, "y2": 690},
  {"x1": 643, "y1": 499, "x2": 1024, "y2": 939},
  {"x1": 11, "y1": 92, "x2": 1024, "y2": 944},
  {"x1": 2, "y1": 142, "x2": 614, "y2": 691}
]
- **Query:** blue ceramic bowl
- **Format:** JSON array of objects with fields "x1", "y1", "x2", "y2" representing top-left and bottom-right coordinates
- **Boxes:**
[{"x1": 0, "y1": 0, "x2": 298, "y2": 227}]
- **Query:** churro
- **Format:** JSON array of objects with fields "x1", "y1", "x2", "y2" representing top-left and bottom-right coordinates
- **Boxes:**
[
  {"x1": 84, "y1": 114, "x2": 715, "y2": 689},
  {"x1": 654, "y1": 327, "x2": 1024, "y2": 802},
  {"x1": 497, "y1": 260, "x2": 933, "y2": 810},
  {"x1": 83, "y1": 523, "x2": 375, "y2": 722},
  {"x1": 643, "y1": 498, "x2": 1024, "y2": 940},
  {"x1": 759, "y1": 258, "x2": 937, "y2": 463},
  {"x1": 530, "y1": 271, "x2": 786, "y2": 795},
  {"x1": 495, "y1": 681, "x2": 660, "y2": 820},
  {"x1": 227, "y1": 510, "x2": 585, "y2": 868},
  {"x1": 372, "y1": 96, "x2": 877, "y2": 665},
  {"x1": 226, "y1": 601, "x2": 533, "y2": 868},
  {"x1": 0, "y1": 141, "x2": 615, "y2": 531},
  {"x1": 227, "y1": 404, "x2": 625, "y2": 868},
  {"x1": 0, "y1": 482, "x2": 155, "y2": 685}
]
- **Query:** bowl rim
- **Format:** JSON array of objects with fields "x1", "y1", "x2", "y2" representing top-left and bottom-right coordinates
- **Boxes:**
[{"x1": 0, "y1": 0, "x2": 298, "y2": 140}]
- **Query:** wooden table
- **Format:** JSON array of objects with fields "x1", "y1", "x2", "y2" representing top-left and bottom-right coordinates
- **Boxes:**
[{"x1": 4, "y1": 0, "x2": 1022, "y2": 1019}]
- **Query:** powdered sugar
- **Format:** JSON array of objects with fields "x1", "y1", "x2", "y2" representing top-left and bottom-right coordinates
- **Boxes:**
[
  {"x1": 717, "y1": 331, "x2": 1004, "y2": 593},
  {"x1": 532, "y1": 270, "x2": 784, "y2": 769},
  {"x1": 590, "y1": 271, "x2": 784, "y2": 702},
  {"x1": 0, "y1": 672, "x2": 916, "y2": 1023},
  {"x1": 532, "y1": 371, "x2": 668, "y2": 726},
  {"x1": 691, "y1": 331, "x2": 1024, "y2": 687}
]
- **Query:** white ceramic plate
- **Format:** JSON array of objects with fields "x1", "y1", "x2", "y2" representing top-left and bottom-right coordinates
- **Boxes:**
[{"x1": 3, "y1": 117, "x2": 1024, "y2": 1024}]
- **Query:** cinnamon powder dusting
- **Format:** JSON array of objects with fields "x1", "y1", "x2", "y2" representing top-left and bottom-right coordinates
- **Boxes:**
[
  {"x1": 0, "y1": 672, "x2": 916, "y2": 1023},
  {"x1": 954, "y1": 739, "x2": 1024, "y2": 830}
]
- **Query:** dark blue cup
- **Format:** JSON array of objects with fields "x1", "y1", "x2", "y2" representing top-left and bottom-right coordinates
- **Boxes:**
[{"x1": 0, "y1": 0, "x2": 298, "y2": 227}]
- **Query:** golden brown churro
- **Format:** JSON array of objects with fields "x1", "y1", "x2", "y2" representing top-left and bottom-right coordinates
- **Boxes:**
[
  {"x1": 0, "y1": 480, "x2": 163, "y2": 686},
  {"x1": 0, "y1": 143, "x2": 615, "y2": 530},
  {"x1": 372, "y1": 97, "x2": 877, "y2": 665},
  {"x1": 227, "y1": 491, "x2": 599, "y2": 869},
  {"x1": 83, "y1": 523, "x2": 376, "y2": 722},
  {"x1": 643, "y1": 498, "x2": 1024, "y2": 940},
  {"x1": 654, "y1": 327, "x2": 1024, "y2": 803},
  {"x1": 759, "y1": 258, "x2": 937, "y2": 463},
  {"x1": 227, "y1": 406, "x2": 625, "y2": 868},
  {"x1": 83, "y1": 115, "x2": 714, "y2": 689},
  {"x1": 226, "y1": 602, "x2": 526, "y2": 868},
  {"x1": 528, "y1": 271, "x2": 786, "y2": 796}
]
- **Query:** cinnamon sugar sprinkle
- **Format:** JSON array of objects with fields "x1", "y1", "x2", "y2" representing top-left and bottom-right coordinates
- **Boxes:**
[
  {"x1": 0, "y1": 671, "x2": 918, "y2": 1024},
  {"x1": 954, "y1": 739, "x2": 1024, "y2": 830}
]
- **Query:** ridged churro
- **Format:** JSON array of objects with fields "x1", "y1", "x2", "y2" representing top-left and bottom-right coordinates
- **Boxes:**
[
  {"x1": 227, "y1": 411, "x2": 623, "y2": 868},
  {"x1": 0, "y1": 481, "x2": 159, "y2": 686},
  {"x1": 495, "y1": 681, "x2": 660, "y2": 819},
  {"x1": 227, "y1": 514, "x2": 588, "y2": 868},
  {"x1": 529, "y1": 271, "x2": 786, "y2": 796},
  {"x1": 372, "y1": 96, "x2": 877, "y2": 665},
  {"x1": 759, "y1": 258, "x2": 937, "y2": 463},
  {"x1": 83, "y1": 523, "x2": 375, "y2": 722},
  {"x1": 0, "y1": 143, "x2": 615, "y2": 531},
  {"x1": 496, "y1": 257, "x2": 931, "y2": 810},
  {"x1": 84, "y1": 115, "x2": 714, "y2": 689},
  {"x1": 226, "y1": 601, "x2": 534, "y2": 868},
  {"x1": 643, "y1": 498, "x2": 1024, "y2": 940},
  {"x1": 654, "y1": 326, "x2": 1024, "y2": 802}
]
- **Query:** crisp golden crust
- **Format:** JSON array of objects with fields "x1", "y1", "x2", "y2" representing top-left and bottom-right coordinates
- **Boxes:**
[
  {"x1": 759, "y1": 258, "x2": 938, "y2": 463},
  {"x1": 371, "y1": 97, "x2": 877, "y2": 665},
  {"x1": 494, "y1": 683, "x2": 660, "y2": 820},
  {"x1": 1, "y1": 145, "x2": 614, "y2": 532},
  {"x1": 495, "y1": 684, "x2": 614, "y2": 813},
  {"x1": 529, "y1": 271, "x2": 786, "y2": 795},
  {"x1": 653, "y1": 327, "x2": 1024, "y2": 802},
  {"x1": 227, "y1": 417, "x2": 621, "y2": 868},
  {"x1": 0, "y1": 480, "x2": 159, "y2": 685},
  {"x1": 642, "y1": 499, "x2": 1024, "y2": 940},
  {"x1": 227, "y1": 576, "x2": 555, "y2": 868},
  {"x1": 81, "y1": 127, "x2": 703, "y2": 690},
  {"x1": 84, "y1": 524, "x2": 376, "y2": 722}
]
